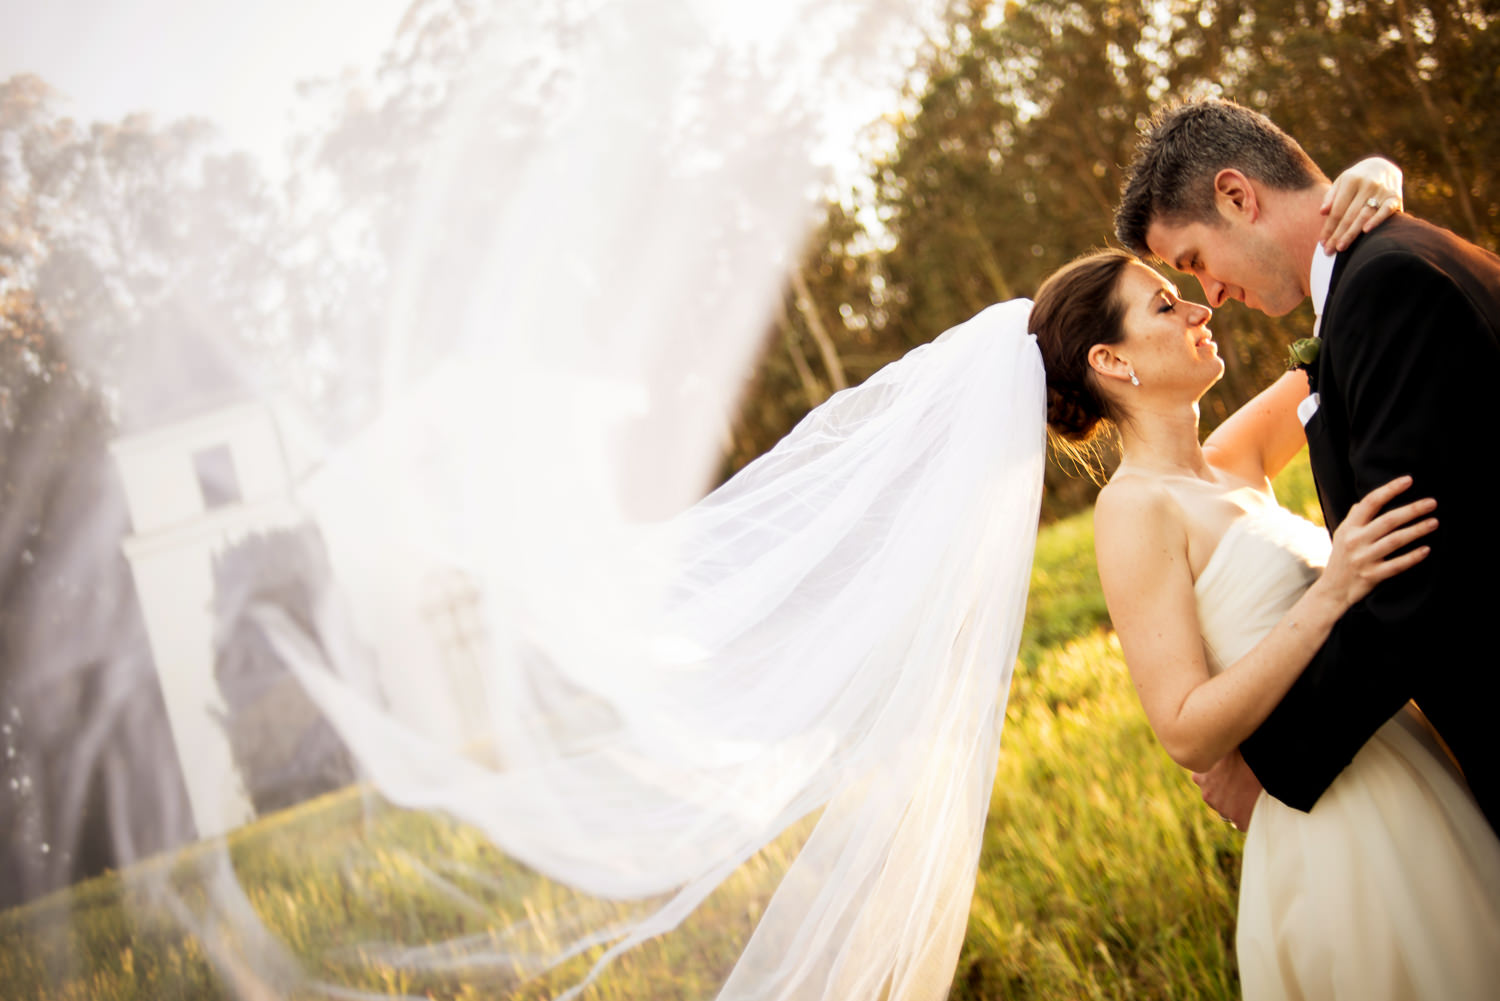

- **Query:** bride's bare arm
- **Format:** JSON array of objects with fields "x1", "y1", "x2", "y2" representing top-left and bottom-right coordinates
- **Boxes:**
[
  {"x1": 1095, "y1": 475, "x2": 1435, "y2": 772},
  {"x1": 1202, "y1": 369, "x2": 1310, "y2": 486}
]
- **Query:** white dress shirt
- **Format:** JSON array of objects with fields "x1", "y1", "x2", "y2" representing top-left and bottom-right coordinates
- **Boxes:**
[{"x1": 1297, "y1": 244, "x2": 1338, "y2": 426}]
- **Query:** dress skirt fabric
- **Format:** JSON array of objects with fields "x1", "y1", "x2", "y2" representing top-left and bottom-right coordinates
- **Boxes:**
[{"x1": 1194, "y1": 506, "x2": 1500, "y2": 1000}]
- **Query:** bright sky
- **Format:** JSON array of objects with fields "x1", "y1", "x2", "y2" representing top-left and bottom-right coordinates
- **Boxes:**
[{"x1": 2, "y1": 0, "x2": 413, "y2": 175}]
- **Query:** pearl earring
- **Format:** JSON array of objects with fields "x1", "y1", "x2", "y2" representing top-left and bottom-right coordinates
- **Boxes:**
[{"x1": 1129, "y1": 368, "x2": 1140, "y2": 387}]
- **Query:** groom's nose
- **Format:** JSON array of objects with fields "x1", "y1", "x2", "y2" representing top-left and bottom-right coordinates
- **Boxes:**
[{"x1": 1198, "y1": 277, "x2": 1230, "y2": 309}]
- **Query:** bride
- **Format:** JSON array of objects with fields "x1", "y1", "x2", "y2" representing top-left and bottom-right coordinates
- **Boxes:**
[{"x1": 1028, "y1": 246, "x2": 1500, "y2": 998}]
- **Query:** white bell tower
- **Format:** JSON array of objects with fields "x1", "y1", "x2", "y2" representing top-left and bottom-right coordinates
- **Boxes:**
[{"x1": 111, "y1": 401, "x2": 304, "y2": 838}]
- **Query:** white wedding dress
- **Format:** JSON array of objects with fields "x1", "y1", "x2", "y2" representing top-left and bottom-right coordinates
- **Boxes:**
[{"x1": 1193, "y1": 504, "x2": 1500, "y2": 1000}]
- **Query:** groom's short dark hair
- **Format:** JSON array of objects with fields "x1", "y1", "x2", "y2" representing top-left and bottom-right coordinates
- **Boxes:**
[{"x1": 1114, "y1": 99, "x2": 1328, "y2": 256}]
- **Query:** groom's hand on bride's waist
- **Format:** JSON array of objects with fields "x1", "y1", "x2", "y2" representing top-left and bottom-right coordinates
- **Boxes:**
[{"x1": 1193, "y1": 750, "x2": 1262, "y2": 832}]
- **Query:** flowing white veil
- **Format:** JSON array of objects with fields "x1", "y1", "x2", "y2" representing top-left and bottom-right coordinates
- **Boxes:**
[
  {"x1": 285, "y1": 299, "x2": 1045, "y2": 999},
  {"x1": 6, "y1": 2, "x2": 1053, "y2": 998}
]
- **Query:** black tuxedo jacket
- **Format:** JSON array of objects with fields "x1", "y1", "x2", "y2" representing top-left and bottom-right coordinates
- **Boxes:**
[{"x1": 1239, "y1": 214, "x2": 1500, "y2": 835}]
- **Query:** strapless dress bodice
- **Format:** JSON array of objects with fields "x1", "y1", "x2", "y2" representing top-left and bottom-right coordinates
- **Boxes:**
[{"x1": 1193, "y1": 505, "x2": 1331, "y2": 674}]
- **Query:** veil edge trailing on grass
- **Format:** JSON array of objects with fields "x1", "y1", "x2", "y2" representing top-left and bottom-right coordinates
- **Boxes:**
[{"x1": 276, "y1": 298, "x2": 1047, "y2": 1000}]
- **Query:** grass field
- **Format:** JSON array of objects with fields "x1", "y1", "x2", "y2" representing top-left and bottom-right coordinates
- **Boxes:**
[{"x1": 0, "y1": 457, "x2": 1323, "y2": 1000}]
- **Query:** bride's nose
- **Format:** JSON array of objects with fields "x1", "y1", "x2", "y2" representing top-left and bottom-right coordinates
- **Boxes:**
[{"x1": 1189, "y1": 301, "x2": 1213, "y2": 325}]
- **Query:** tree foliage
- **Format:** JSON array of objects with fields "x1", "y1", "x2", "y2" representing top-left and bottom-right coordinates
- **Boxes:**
[
  {"x1": 0, "y1": 76, "x2": 286, "y2": 428},
  {"x1": 727, "y1": 0, "x2": 1500, "y2": 515}
]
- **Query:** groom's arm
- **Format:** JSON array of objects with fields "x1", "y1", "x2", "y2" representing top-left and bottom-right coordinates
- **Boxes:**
[{"x1": 1240, "y1": 245, "x2": 1486, "y2": 810}]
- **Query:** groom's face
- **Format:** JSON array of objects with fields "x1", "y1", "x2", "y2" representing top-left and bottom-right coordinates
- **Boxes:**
[{"x1": 1145, "y1": 215, "x2": 1306, "y2": 318}]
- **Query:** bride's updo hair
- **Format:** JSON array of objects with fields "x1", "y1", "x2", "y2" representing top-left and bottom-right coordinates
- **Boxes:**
[{"x1": 1029, "y1": 248, "x2": 1137, "y2": 444}]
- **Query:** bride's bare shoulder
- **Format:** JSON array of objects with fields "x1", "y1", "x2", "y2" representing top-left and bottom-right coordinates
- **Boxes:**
[
  {"x1": 1095, "y1": 471, "x2": 1173, "y2": 517},
  {"x1": 1093, "y1": 474, "x2": 1184, "y2": 546},
  {"x1": 1091, "y1": 475, "x2": 1193, "y2": 601}
]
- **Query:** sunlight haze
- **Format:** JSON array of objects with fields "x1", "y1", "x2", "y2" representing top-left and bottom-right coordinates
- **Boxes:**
[{"x1": 2, "y1": 0, "x2": 411, "y2": 174}]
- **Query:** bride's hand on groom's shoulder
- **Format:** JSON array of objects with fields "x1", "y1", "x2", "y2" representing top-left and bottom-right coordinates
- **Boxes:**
[
  {"x1": 1320, "y1": 156, "x2": 1404, "y2": 253},
  {"x1": 1319, "y1": 475, "x2": 1437, "y2": 609}
]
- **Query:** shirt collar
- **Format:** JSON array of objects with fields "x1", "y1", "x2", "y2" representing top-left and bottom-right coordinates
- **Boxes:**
[{"x1": 1309, "y1": 243, "x2": 1336, "y2": 321}]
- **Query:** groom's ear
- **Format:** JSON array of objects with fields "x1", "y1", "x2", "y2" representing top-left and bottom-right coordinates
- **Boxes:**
[{"x1": 1212, "y1": 169, "x2": 1260, "y2": 222}]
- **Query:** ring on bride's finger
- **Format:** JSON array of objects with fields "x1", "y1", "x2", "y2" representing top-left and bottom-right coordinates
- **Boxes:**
[{"x1": 1365, "y1": 196, "x2": 1381, "y2": 209}]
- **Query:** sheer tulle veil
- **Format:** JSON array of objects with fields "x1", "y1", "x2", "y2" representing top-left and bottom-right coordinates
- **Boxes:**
[
  {"x1": 12, "y1": 3, "x2": 1058, "y2": 997},
  {"x1": 277, "y1": 6, "x2": 1052, "y2": 991},
  {"x1": 279, "y1": 299, "x2": 1048, "y2": 999}
]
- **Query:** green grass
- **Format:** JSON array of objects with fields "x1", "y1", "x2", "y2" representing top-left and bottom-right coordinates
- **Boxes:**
[
  {"x1": 956, "y1": 632, "x2": 1240, "y2": 1001},
  {"x1": 0, "y1": 791, "x2": 802, "y2": 1001},
  {"x1": 2, "y1": 454, "x2": 1325, "y2": 999},
  {"x1": 1270, "y1": 450, "x2": 1323, "y2": 526}
]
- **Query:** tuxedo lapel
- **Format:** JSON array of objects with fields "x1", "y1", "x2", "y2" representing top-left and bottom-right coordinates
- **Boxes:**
[{"x1": 1300, "y1": 407, "x2": 1343, "y2": 532}]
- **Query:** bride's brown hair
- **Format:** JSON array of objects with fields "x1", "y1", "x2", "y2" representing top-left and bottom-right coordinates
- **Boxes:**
[
  {"x1": 1029, "y1": 248, "x2": 1138, "y2": 479},
  {"x1": 1030, "y1": 248, "x2": 1138, "y2": 443}
]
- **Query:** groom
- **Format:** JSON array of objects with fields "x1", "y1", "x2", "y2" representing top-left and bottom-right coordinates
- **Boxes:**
[{"x1": 1114, "y1": 99, "x2": 1500, "y2": 836}]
